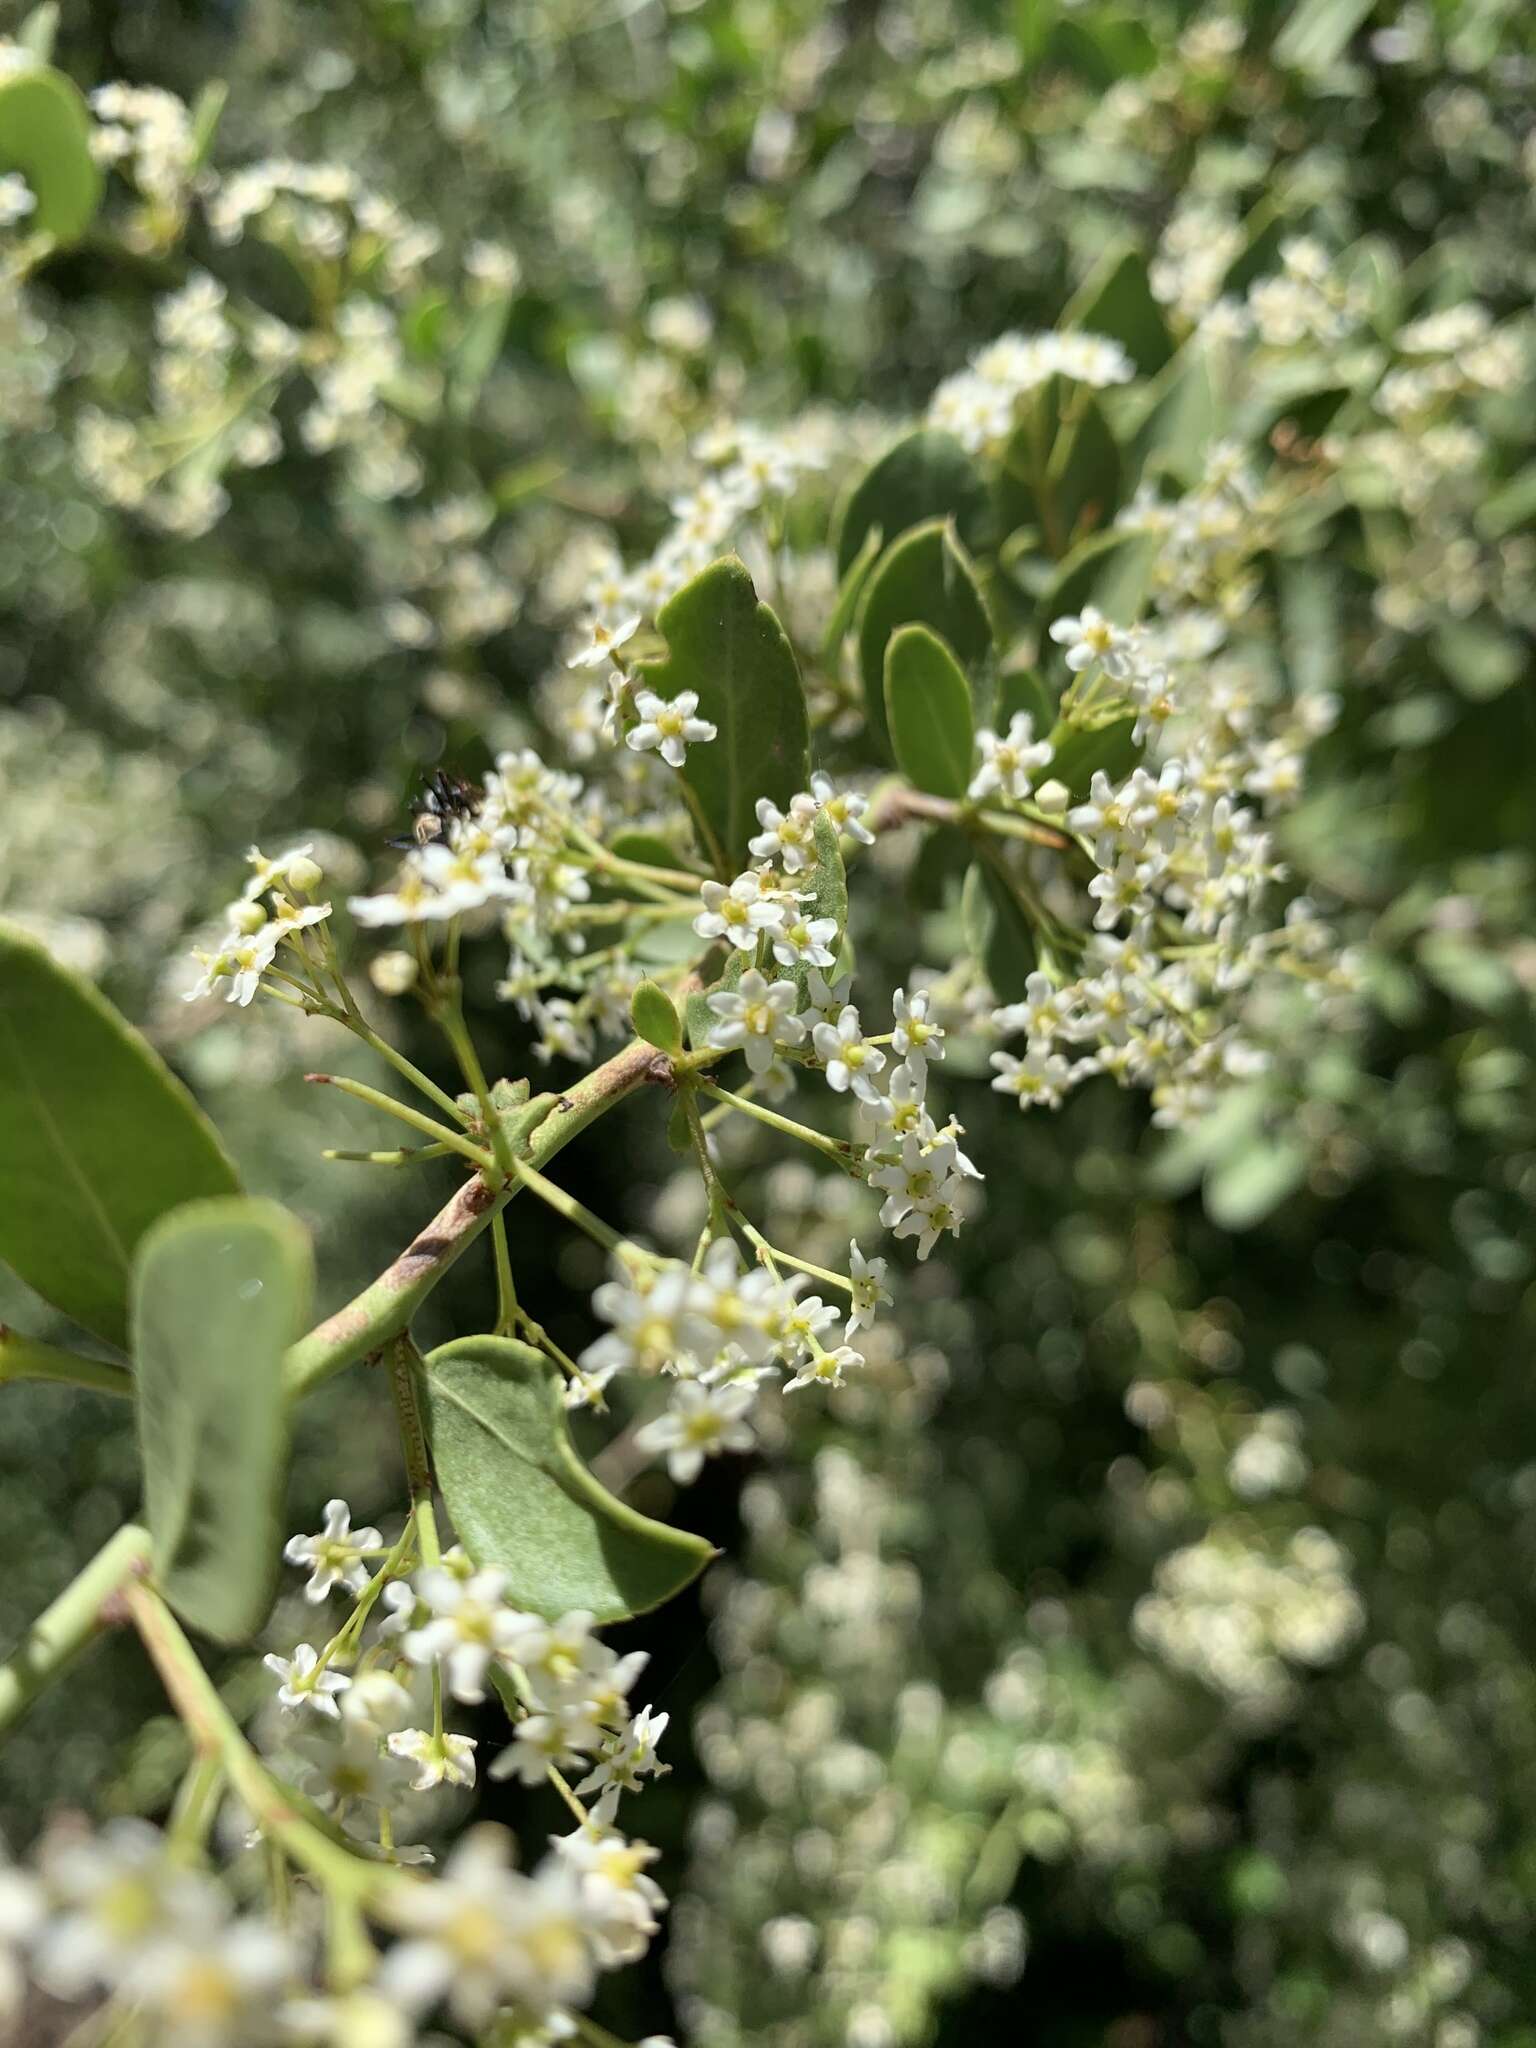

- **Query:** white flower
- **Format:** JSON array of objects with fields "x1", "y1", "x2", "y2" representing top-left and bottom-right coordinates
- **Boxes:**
[
  {"x1": 488, "y1": 1701, "x2": 602, "y2": 1786},
  {"x1": 379, "y1": 1827, "x2": 585, "y2": 2027},
  {"x1": 847, "y1": 1242, "x2": 893, "y2": 1332},
  {"x1": 283, "y1": 1499, "x2": 382, "y2": 1603},
  {"x1": 784, "y1": 1340, "x2": 865, "y2": 1392},
  {"x1": 402, "y1": 1565, "x2": 528, "y2": 1703},
  {"x1": 117, "y1": 1917, "x2": 296, "y2": 2042},
  {"x1": 795, "y1": 967, "x2": 853, "y2": 1030},
  {"x1": 890, "y1": 986, "x2": 945, "y2": 1075},
  {"x1": 811, "y1": 1004, "x2": 887, "y2": 1102},
  {"x1": 626, "y1": 688, "x2": 717, "y2": 768},
  {"x1": 635, "y1": 1380, "x2": 757, "y2": 1484},
  {"x1": 990, "y1": 1047, "x2": 1072, "y2": 1108},
  {"x1": 581, "y1": 1259, "x2": 712, "y2": 1381},
  {"x1": 770, "y1": 908, "x2": 838, "y2": 970},
  {"x1": 263, "y1": 1644, "x2": 350, "y2": 1718},
  {"x1": 706, "y1": 969, "x2": 807, "y2": 1074},
  {"x1": 857, "y1": 1060, "x2": 929, "y2": 1153},
  {"x1": 348, "y1": 865, "x2": 443, "y2": 927},
  {"x1": 809, "y1": 770, "x2": 875, "y2": 846},
  {"x1": 748, "y1": 794, "x2": 819, "y2": 872},
  {"x1": 869, "y1": 1132, "x2": 960, "y2": 1227},
  {"x1": 968, "y1": 712, "x2": 1054, "y2": 803},
  {"x1": 1048, "y1": 605, "x2": 1134, "y2": 677},
  {"x1": 693, "y1": 872, "x2": 786, "y2": 952},
  {"x1": 575, "y1": 1704, "x2": 671, "y2": 1812},
  {"x1": 414, "y1": 840, "x2": 522, "y2": 918},
  {"x1": 891, "y1": 1191, "x2": 965, "y2": 1260},
  {"x1": 554, "y1": 1827, "x2": 667, "y2": 1968},
  {"x1": 243, "y1": 842, "x2": 318, "y2": 900},
  {"x1": 385, "y1": 1727, "x2": 478, "y2": 1792},
  {"x1": 568, "y1": 612, "x2": 640, "y2": 669}
]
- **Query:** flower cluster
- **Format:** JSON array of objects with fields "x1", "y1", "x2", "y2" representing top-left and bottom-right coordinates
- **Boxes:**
[
  {"x1": 926, "y1": 327, "x2": 1135, "y2": 453},
  {"x1": 184, "y1": 844, "x2": 332, "y2": 1007}
]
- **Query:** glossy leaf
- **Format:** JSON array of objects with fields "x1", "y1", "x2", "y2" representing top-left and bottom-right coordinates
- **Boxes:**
[
  {"x1": 1062, "y1": 246, "x2": 1173, "y2": 376},
  {"x1": 419, "y1": 1337, "x2": 716, "y2": 1622},
  {"x1": 631, "y1": 979, "x2": 682, "y2": 1055},
  {"x1": 1038, "y1": 529, "x2": 1158, "y2": 653},
  {"x1": 133, "y1": 1198, "x2": 310, "y2": 1643},
  {"x1": 636, "y1": 556, "x2": 810, "y2": 874},
  {"x1": 834, "y1": 428, "x2": 987, "y2": 577},
  {"x1": 823, "y1": 525, "x2": 884, "y2": 658},
  {"x1": 858, "y1": 520, "x2": 992, "y2": 760},
  {"x1": 0, "y1": 64, "x2": 102, "y2": 244},
  {"x1": 884, "y1": 624, "x2": 975, "y2": 800},
  {"x1": 1131, "y1": 347, "x2": 1220, "y2": 484},
  {"x1": 1048, "y1": 714, "x2": 1144, "y2": 799},
  {"x1": 1046, "y1": 396, "x2": 1124, "y2": 543},
  {"x1": 961, "y1": 859, "x2": 1037, "y2": 1002},
  {"x1": 0, "y1": 922, "x2": 240, "y2": 1349}
]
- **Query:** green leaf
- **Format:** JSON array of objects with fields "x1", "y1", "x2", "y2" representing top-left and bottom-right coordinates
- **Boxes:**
[
  {"x1": 132, "y1": 1198, "x2": 310, "y2": 1643},
  {"x1": 0, "y1": 922, "x2": 240, "y2": 1349},
  {"x1": 1046, "y1": 396, "x2": 1124, "y2": 542},
  {"x1": 1048, "y1": 714, "x2": 1144, "y2": 799},
  {"x1": 823, "y1": 525, "x2": 884, "y2": 659},
  {"x1": 1432, "y1": 620, "x2": 1525, "y2": 703},
  {"x1": 1038, "y1": 529, "x2": 1158, "y2": 652},
  {"x1": 1130, "y1": 347, "x2": 1220, "y2": 484},
  {"x1": 1203, "y1": 1141, "x2": 1308, "y2": 1231},
  {"x1": 790, "y1": 810, "x2": 848, "y2": 1005},
  {"x1": 834, "y1": 428, "x2": 987, "y2": 577},
  {"x1": 636, "y1": 556, "x2": 811, "y2": 873},
  {"x1": 858, "y1": 520, "x2": 992, "y2": 760},
  {"x1": 450, "y1": 291, "x2": 514, "y2": 416},
  {"x1": 961, "y1": 859, "x2": 1037, "y2": 1002},
  {"x1": 631, "y1": 979, "x2": 682, "y2": 1055},
  {"x1": 1272, "y1": 0, "x2": 1373, "y2": 73},
  {"x1": 188, "y1": 79, "x2": 228, "y2": 172},
  {"x1": 420, "y1": 1337, "x2": 716, "y2": 1622},
  {"x1": 884, "y1": 624, "x2": 975, "y2": 800},
  {"x1": 997, "y1": 665, "x2": 1056, "y2": 739},
  {"x1": 0, "y1": 63, "x2": 103, "y2": 245},
  {"x1": 1062, "y1": 246, "x2": 1173, "y2": 377}
]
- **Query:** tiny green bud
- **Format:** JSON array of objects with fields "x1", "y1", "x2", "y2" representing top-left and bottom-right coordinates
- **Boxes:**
[
  {"x1": 288, "y1": 853, "x2": 324, "y2": 894},
  {"x1": 631, "y1": 978, "x2": 682, "y2": 1056},
  {"x1": 231, "y1": 899, "x2": 268, "y2": 935}
]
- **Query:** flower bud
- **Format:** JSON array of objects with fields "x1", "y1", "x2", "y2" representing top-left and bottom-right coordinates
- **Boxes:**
[
  {"x1": 288, "y1": 853, "x2": 324, "y2": 894},
  {"x1": 369, "y1": 949, "x2": 419, "y2": 996},
  {"x1": 1033, "y1": 778, "x2": 1070, "y2": 813},
  {"x1": 230, "y1": 899, "x2": 268, "y2": 935}
]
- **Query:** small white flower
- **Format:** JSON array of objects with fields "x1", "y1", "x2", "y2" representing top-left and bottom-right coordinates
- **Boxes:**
[
  {"x1": 576, "y1": 1703, "x2": 671, "y2": 1812},
  {"x1": 283, "y1": 1499, "x2": 382, "y2": 1603},
  {"x1": 990, "y1": 1047, "x2": 1073, "y2": 1108},
  {"x1": 635, "y1": 1380, "x2": 757, "y2": 1484},
  {"x1": 847, "y1": 1242, "x2": 893, "y2": 1332},
  {"x1": 1048, "y1": 605, "x2": 1134, "y2": 677},
  {"x1": 748, "y1": 794, "x2": 819, "y2": 872},
  {"x1": 770, "y1": 909, "x2": 839, "y2": 971},
  {"x1": 262, "y1": 1643, "x2": 350, "y2": 1718},
  {"x1": 706, "y1": 968, "x2": 807, "y2": 1074},
  {"x1": 811, "y1": 1004, "x2": 887, "y2": 1102},
  {"x1": 568, "y1": 611, "x2": 640, "y2": 669},
  {"x1": 402, "y1": 1565, "x2": 528, "y2": 1704},
  {"x1": 784, "y1": 1340, "x2": 865, "y2": 1392},
  {"x1": 809, "y1": 770, "x2": 875, "y2": 846},
  {"x1": 968, "y1": 712, "x2": 1054, "y2": 803},
  {"x1": 385, "y1": 1727, "x2": 478, "y2": 1792},
  {"x1": 626, "y1": 688, "x2": 718, "y2": 768},
  {"x1": 693, "y1": 872, "x2": 786, "y2": 952},
  {"x1": 890, "y1": 986, "x2": 945, "y2": 1075}
]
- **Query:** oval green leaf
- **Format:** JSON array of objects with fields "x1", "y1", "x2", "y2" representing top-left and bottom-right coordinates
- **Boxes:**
[
  {"x1": 884, "y1": 624, "x2": 975, "y2": 801},
  {"x1": 1048, "y1": 714, "x2": 1144, "y2": 800},
  {"x1": 419, "y1": 1336, "x2": 716, "y2": 1623},
  {"x1": 133, "y1": 1198, "x2": 311, "y2": 1643},
  {"x1": 0, "y1": 921, "x2": 240, "y2": 1348},
  {"x1": 0, "y1": 64, "x2": 103, "y2": 245},
  {"x1": 636, "y1": 556, "x2": 811, "y2": 875},
  {"x1": 1062, "y1": 246, "x2": 1173, "y2": 377},
  {"x1": 631, "y1": 979, "x2": 682, "y2": 1056},
  {"x1": 857, "y1": 519, "x2": 992, "y2": 760},
  {"x1": 834, "y1": 427, "x2": 987, "y2": 577}
]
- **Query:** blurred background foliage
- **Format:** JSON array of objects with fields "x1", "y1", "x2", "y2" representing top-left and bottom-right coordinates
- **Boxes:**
[{"x1": 3, "y1": 1, "x2": 1536, "y2": 2044}]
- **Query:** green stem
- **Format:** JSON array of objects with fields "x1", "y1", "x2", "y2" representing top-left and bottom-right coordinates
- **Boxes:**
[
  {"x1": 322, "y1": 1143, "x2": 454, "y2": 1166},
  {"x1": 492, "y1": 1213, "x2": 518, "y2": 1335},
  {"x1": 0, "y1": 1524, "x2": 153, "y2": 1736},
  {"x1": 282, "y1": 1037, "x2": 673, "y2": 1404},
  {"x1": 167, "y1": 1753, "x2": 225, "y2": 1859},
  {"x1": 309, "y1": 1074, "x2": 494, "y2": 1173},
  {"x1": 349, "y1": 1022, "x2": 468, "y2": 1125},
  {"x1": 0, "y1": 1328, "x2": 133, "y2": 1399},
  {"x1": 436, "y1": 998, "x2": 514, "y2": 1179},
  {"x1": 697, "y1": 1082, "x2": 856, "y2": 1166},
  {"x1": 388, "y1": 1339, "x2": 438, "y2": 1563}
]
